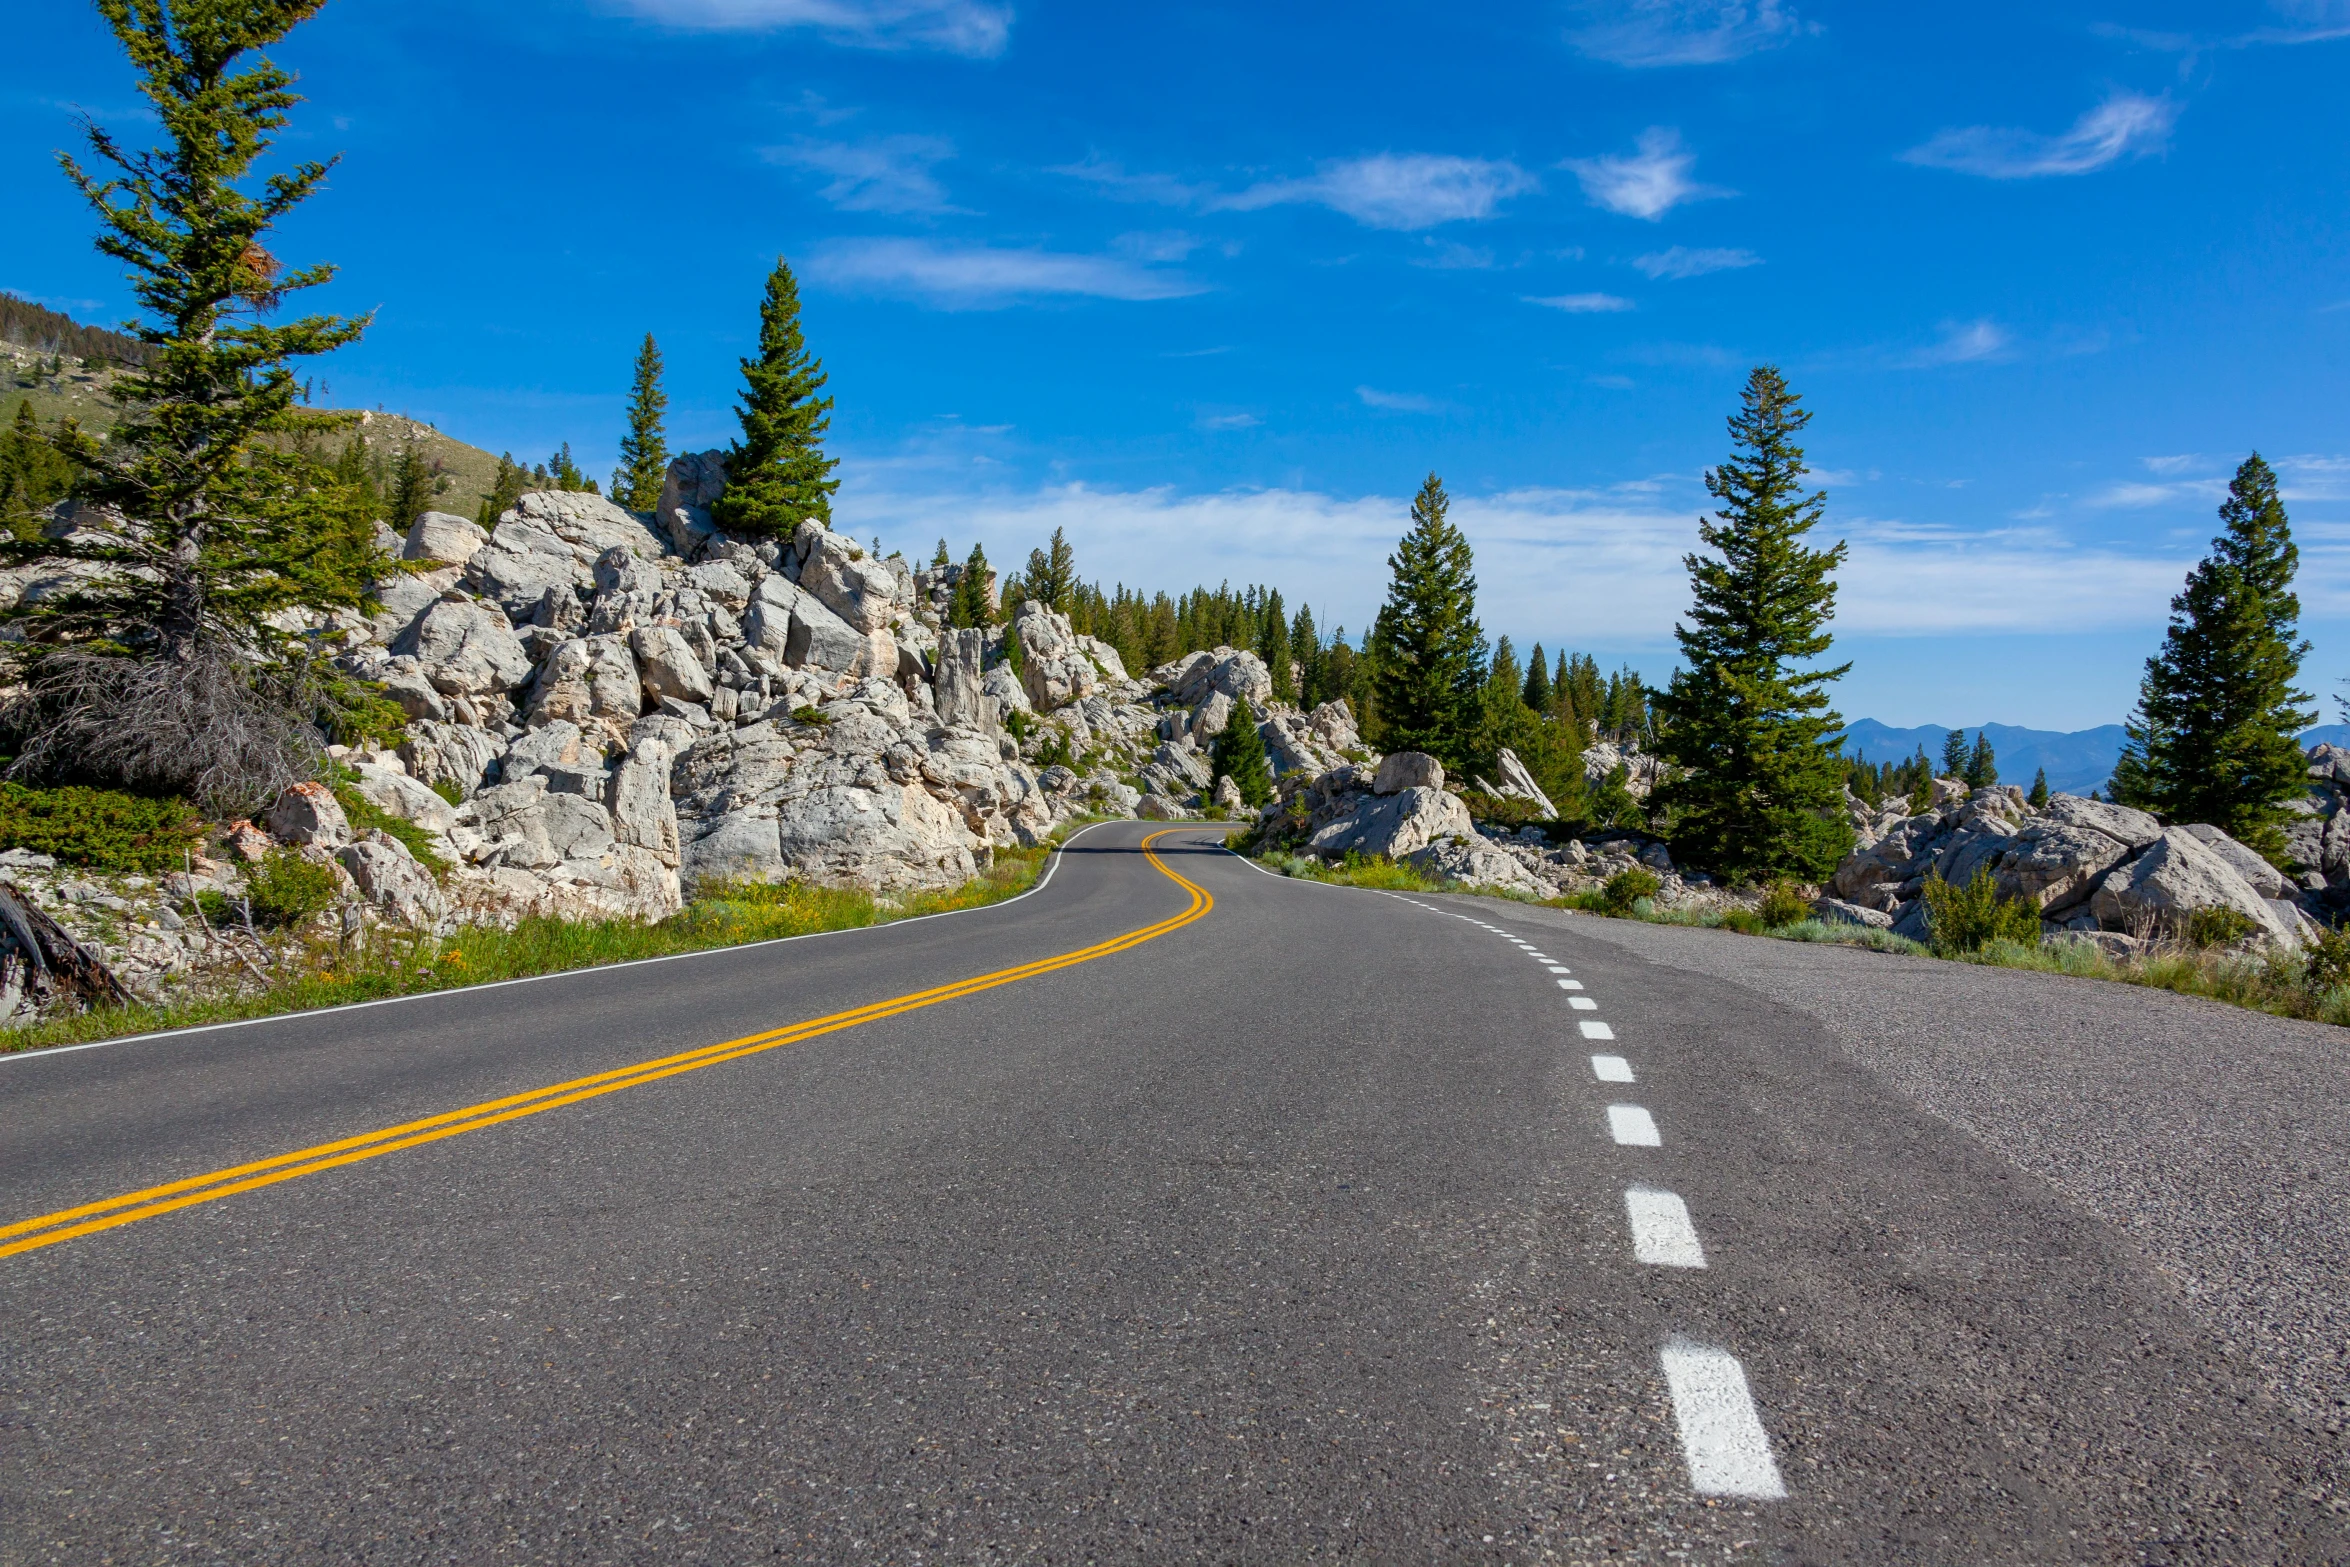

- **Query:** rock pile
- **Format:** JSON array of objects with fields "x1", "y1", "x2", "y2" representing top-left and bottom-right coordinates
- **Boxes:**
[
  {"x1": 0, "y1": 453, "x2": 1385, "y2": 1019},
  {"x1": 1823, "y1": 782, "x2": 2324, "y2": 948}
]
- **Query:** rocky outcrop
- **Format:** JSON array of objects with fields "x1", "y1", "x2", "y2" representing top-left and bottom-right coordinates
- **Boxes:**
[{"x1": 1827, "y1": 782, "x2": 2321, "y2": 948}]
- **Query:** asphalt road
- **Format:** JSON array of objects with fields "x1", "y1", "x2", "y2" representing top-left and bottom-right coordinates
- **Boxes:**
[{"x1": 2, "y1": 820, "x2": 2344, "y2": 1565}]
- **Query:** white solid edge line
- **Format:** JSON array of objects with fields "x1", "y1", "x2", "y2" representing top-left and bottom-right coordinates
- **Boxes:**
[
  {"x1": 1590, "y1": 1053, "x2": 1634, "y2": 1083},
  {"x1": 1607, "y1": 1103, "x2": 1661, "y2": 1146},
  {"x1": 1625, "y1": 1187, "x2": 1707, "y2": 1268},
  {"x1": 1579, "y1": 1020, "x2": 1615, "y2": 1040},
  {"x1": 5, "y1": 818, "x2": 1139, "y2": 1064},
  {"x1": 1660, "y1": 1339, "x2": 1787, "y2": 1500}
]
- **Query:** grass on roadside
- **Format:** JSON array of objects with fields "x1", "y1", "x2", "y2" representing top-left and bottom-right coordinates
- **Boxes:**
[
  {"x1": 1, "y1": 842, "x2": 1056, "y2": 1054},
  {"x1": 1254, "y1": 845, "x2": 2350, "y2": 1031}
]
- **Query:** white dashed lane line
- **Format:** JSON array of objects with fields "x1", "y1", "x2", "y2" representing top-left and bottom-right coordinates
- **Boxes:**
[
  {"x1": 1626, "y1": 1188, "x2": 1708, "y2": 1268},
  {"x1": 1398, "y1": 898, "x2": 1791, "y2": 1508},
  {"x1": 1608, "y1": 1104, "x2": 1662, "y2": 1147},
  {"x1": 1660, "y1": 1340, "x2": 1788, "y2": 1500}
]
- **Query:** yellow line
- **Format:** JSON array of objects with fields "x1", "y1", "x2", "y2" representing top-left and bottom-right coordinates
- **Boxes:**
[{"x1": 1, "y1": 830, "x2": 1211, "y2": 1260}]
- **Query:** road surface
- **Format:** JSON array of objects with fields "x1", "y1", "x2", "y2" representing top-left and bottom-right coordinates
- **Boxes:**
[{"x1": 3, "y1": 820, "x2": 2343, "y2": 1563}]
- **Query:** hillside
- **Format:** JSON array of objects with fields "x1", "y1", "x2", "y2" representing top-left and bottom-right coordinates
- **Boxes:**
[{"x1": 5, "y1": 310, "x2": 508, "y2": 524}]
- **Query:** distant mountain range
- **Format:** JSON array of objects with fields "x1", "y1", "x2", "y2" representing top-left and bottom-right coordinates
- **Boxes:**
[{"x1": 1835, "y1": 720, "x2": 2350, "y2": 797}]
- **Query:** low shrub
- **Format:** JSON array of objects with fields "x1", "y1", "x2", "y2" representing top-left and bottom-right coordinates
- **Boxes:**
[
  {"x1": 1756, "y1": 881, "x2": 1811, "y2": 929},
  {"x1": 328, "y1": 767, "x2": 445, "y2": 868},
  {"x1": 0, "y1": 781, "x2": 204, "y2": 871},
  {"x1": 2181, "y1": 905, "x2": 2258, "y2": 950},
  {"x1": 1920, "y1": 867, "x2": 2042, "y2": 954},
  {"x1": 243, "y1": 848, "x2": 341, "y2": 928},
  {"x1": 1599, "y1": 866, "x2": 1661, "y2": 916},
  {"x1": 1716, "y1": 908, "x2": 1766, "y2": 935}
]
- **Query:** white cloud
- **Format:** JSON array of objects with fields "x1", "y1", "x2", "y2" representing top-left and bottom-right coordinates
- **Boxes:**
[
  {"x1": 606, "y1": 0, "x2": 1010, "y2": 54},
  {"x1": 1566, "y1": 0, "x2": 1808, "y2": 66},
  {"x1": 1356, "y1": 387, "x2": 1438, "y2": 412},
  {"x1": 1632, "y1": 245, "x2": 1760, "y2": 279},
  {"x1": 1048, "y1": 157, "x2": 1214, "y2": 208},
  {"x1": 1198, "y1": 411, "x2": 1261, "y2": 431},
  {"x1": 763, "y1": 135, "x2": 956, "y2": 213},
  {"x1": 832, "y1": 476, "x2": 2205, "y2": 646},
  {"x1": 1113, "y1": 230, "x2": 1206, "y2": 262},
  {"x1": 1907, "y1": 318, "x2": 2012, "y2": 367},
  {"x1": 1412, "y1": 240, "x2": 1498, "y2": 270},
  {"x1": 2141, "y1": 454, "x2": 2203, "y2": 475},
  {"x1": 1527, "y1": 292, "x2": 1636, "y2": 313},
  {"x1": 1902, "y1": 93, "x2": 2177, "y2": 179},
  {"x1": 1219, "y1": 154, "x2": 1537, "y2": 230},
  {"x1": 804, "y1": 238, "x2": 1206, "y2": 308},
  {"x1": 1564, "y1": 129, "x2": 1724, "y2": 220}
]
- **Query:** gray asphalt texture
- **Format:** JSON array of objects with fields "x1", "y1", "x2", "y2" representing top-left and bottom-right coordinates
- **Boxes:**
[{"x1": 1, "y1": 822, "x2": 2344, "y2": 1565}]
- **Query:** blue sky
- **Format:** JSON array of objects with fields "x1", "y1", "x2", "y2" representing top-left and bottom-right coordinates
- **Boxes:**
[{"x1": 5, "y1": 0, "x2": 2348, "y2": 729}]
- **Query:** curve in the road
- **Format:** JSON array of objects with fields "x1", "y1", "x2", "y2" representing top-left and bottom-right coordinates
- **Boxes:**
[{"x1": 0, "y1": 827, "x2": 1210, "y2": 1261}]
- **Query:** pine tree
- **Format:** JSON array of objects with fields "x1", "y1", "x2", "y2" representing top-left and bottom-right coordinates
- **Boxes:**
[
  {"x1": 1370, "y1": 473, "x2": 1487, "y2": 769},
  {"x1": 1291, "y1": 604, "x2": 1320, "y2": 705},
  {"x1": 1258, "y1": 587, "x2": 1291, "y2": 702},
  {"x1": 931, "y1": 538, "x2": 951, "y2": 568},
  {"x1": 612, "y1": 332, "x2": 669, "y2": 511},
  {"x1": 1022, "y1": 526, "x2": 1076, "y2": 613},
  {"x1": 2112, "y1": 453, "x2": 2314, "y2": 856},
  {"x1": 2028, "y1": 767, "x2": 2050, "y2": 808},
  {"x1": 478, "y1": 451, "x2": 523, "y2": 528},
  {"x1": 2, "y1": 0, "x2": 385, "y2": 809},
  {"x1": 1523, "y1": 642, "x2": 1551, "y2": 712},
  {"x1": 948, "y1": 543, "x2": 995, "y2": 628},
  {"x1": 712, "y1": 256, "x2": 837, "y2": 540},
  {"x1": 1964, "y1": 731, "x2": 1997, "y2": 789},
  {"x1": 1211, "y1": 695, "x2": 1273, "y2": 808},
  {"x1": 1940, "y1": 728, "x2": 1969, "y2": 779},
  {"x1": 1, "y1": 399, "x2": 77, "y2": 540},
  {"x1": 1652, "y1": 367, "x2": 1853, "y2": 883},
  {"x1": 386, "y1": 431, "x2": 447, "y2": 529}
]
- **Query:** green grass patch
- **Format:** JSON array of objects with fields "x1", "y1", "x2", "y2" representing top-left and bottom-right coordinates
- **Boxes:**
[
  {"x1": 1255, "y1": 848, "x2": 1439, "y2": 891},
  {"x1": 327, "y1": 765, "x2": 447, "y2": 868},
  {"x1": 1, "y1": 842, "x2": 1057, "y2": 1054}
]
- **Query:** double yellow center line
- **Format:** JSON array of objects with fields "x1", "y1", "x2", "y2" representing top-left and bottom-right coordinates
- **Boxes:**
[{"x1": 2, "y1": 830, "x2": 1211, "y2": 1260}]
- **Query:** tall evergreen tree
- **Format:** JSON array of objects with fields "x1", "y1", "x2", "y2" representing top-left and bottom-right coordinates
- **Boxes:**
[
  {"x1": 1258, "y1": 587, "x2": 1291, "y2": 701},
  {"x1": 712, "y1": 257, "x2": 837, "y2": 540},
  {"x1": 1652, "y1": 367, "x2": 1853, "y2": 883},
  {"x1": 2028, "y1": 767, "x2": 2050, "y2": 808},
  {"x1": 2112, "y1": 453, "x2": 2315, "y2": 856},
  {"x1": 1522, "y1": 642, "x2": 1552, "y2": 712},
  {"x1": 1211, "y1": 695, "x2": 1273, "y2": 808},
  {"x1": 2, "y1": 0, "x2": 385, "y2": 809},
  {"x1": 1964, "y1": 730, "x2": 1997, "y2": 789},
  {"x1": 386, "y1": 431, "x2": 447, "y2": 528},
  {"x1": 611, "y1": 332, "x2": 669, "y2": 511},
  {"x1": 477, "y1": 451, "x2": 523, "y2": 528},
  {"x1": 1291, "y1": 604, "x2": 1320, "y2": 705},
  {"x1": 1022, "y1": 526, "x2": 1076, "y2": 612},
  {"x1": 1940, "y1": 727, "x2": 1969, "y2": 779},
  {"x1": 1, "y1": 399, "x2": 77, "y2": 540},
  {"x1": 1370, "y1": 473, "x2": 1486, "y2": 768},
  {"x1": 948, "y1": 542, "x2": 996, "y2": 628}
]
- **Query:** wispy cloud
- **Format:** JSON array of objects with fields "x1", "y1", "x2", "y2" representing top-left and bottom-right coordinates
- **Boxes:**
[
  {"x1": 2087, "y1": 478, "x2": 2229, "y2": 509},
  {"x1": 1632, "y1": 245, "x2": 1760, "y2": 279},
  {"x1": 2142, "y1": 454, "x2": 2203, "y2": 475},
  {"x1": 1048, "y1": 157, "x2": 1214, "y2": 208},
  {"x1": 1218, "y1": 154, "x2": 1537, "y2": 230},
  {"x1": 1113, "y1": 230, "x2": 1207, "y2": 262},
  {"x1": 804, "y1": 238, "x2": 1206, "y2": 308},
  {"x1": 1412, "y1": 240, "x2": 1498, "y2": 270},
  {"x1": 763, "y1": 135, "x2": 957, "y2": 213},
  {"x1": 1563, "y1": 129, "x2": 1724, "y2": 220},
  {"x1": 1197, "y1": 411, "x2": 1261, "y2": 431},
  {"x1": 606, "y1": 0, "x2": 1011, "y2": 54},
  {"x1": 1903, "y1": 92, "x2": 2176, "y2": 179},
  {"x1": 1906, "y1": 318, "x2": 2012, "y2": 367},
  {"x1": 1527, "y1": 292, "x2": 1636, "y2": 313},
  {"x1": 1356, "y1": 386, "x2": 1438, "y2": 412},
  {"x1": 1566, "y1": 0, "x2": 1809, "y2": 66}
]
